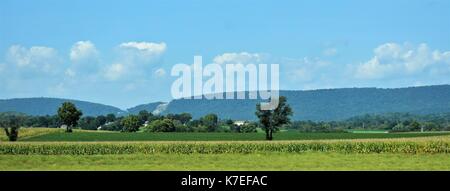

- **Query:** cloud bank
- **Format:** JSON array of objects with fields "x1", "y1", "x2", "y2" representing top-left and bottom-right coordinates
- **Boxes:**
[{"x1": 1, "y1": 41, "x2": 450, "y2": 107}]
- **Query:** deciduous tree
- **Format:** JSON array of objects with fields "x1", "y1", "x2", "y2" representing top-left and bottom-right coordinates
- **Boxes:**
[
  {"x1": 57, "y1": 102, "x2": 83, "y2": 133},
  {"x1": 256, "y1": 96, "x2": 293, "y2": 140},
  {"x1": 0, "y1": 115, "x2": 23, "y2": 141},
  {"x1": 121, "y1": 115, "x2": 140, "y2": 132}
]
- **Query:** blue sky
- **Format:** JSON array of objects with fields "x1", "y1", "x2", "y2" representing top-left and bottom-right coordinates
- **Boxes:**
[{"x1": 1, "y1": 0, "x2": 450, "y2": 108}]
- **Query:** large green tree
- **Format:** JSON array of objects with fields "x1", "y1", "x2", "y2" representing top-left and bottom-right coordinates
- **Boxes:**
[
  {"x1": 78, "y1": 116, "x2": 98, "y2": 130},
  {"x1": 0, "y1": 115, "x2": 24, "y2": 141},
  {"x1": 255, "y1": 96, "x2": 293, "y2": 140},
  {"x1": 57, "y1": 102, "x2": 83, "y2": 133},
  {"x1": 201, "y1": 114, "x2": 218, "y2": 132},
  {"x1": 144, "y1": 119, "x2": 176, "y2": 132},
  {"x1": 167, "y1": 113, "x2": 192, "y2": 125},
  {"x1": 138, "y1": 110, "x2": 153, "y2": 125},
  {"x1": 240, "y1": 122, "x2": 258, "y2": 133},
  {"x1": 106, "y1": 113, "x2": 116, "y2": 123},
  {"x1": 121, "y1": 115, "x2": 140, "y2": 132}
]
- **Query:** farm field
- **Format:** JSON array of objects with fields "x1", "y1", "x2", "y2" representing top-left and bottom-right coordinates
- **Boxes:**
[
  {"x1": 1, "y1": 152, "x2": 449, "y2": 171},
  {"x1": 0, "y1": 128, "x2": 64, "y2": 141},
  {"x1": 1, "y1": 128, "x2": 450, "y2": 170},
  {"x1": 13, "y1": 128, "x2": 450, "y2": 142}
]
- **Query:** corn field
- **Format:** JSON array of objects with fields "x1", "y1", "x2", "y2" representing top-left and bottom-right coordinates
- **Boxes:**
[{"x1": 0, "y1": 139, "x2": 449, "y2": 155}]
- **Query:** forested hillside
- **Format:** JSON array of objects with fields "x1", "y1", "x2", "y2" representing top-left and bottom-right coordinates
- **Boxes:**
[{"x1": 162, "y1": 85, "x2": 450, "y2": 121}]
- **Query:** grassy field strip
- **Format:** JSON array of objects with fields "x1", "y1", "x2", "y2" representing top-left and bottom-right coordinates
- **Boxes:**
[
  {"x1": 1, "y1": 137, "x2": 449, "y2": 155},
  {"x1": 1, "y1": 153, "x2": 449, "y2": 171}
]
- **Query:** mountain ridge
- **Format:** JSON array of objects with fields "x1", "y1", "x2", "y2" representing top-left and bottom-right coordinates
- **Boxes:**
[
  {"x1": 1, "y1": 84, "x2": 449, "y2": 121},
  {"x1": 0, "y1": 97, "x2": 126, "y2": 116}
]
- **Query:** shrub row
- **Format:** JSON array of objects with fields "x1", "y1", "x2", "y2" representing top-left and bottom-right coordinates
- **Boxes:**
[{"x1": 0, "y1": 140, "x2": 449, "y2": 155}]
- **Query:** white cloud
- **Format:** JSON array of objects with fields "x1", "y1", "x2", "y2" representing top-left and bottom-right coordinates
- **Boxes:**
[
  {"x1": 211, "y1": 52, "x2": 337, "y2": 90},
  {"x1": 355, "y1": 43, "x2": 450, "y2": 79},
  {"x1": 354, "y1": 57, "x2": 395, "y2": 79},
  {"x1": 70, "y1": 41, "x2": 98, "y2": 62},
  {"x1": 286, "y1": 57, "x2": 331, "y2": 82},
  {"x1": 119, "y1": 41, "x2": 166, "y2": 60},
  {"x1": 154, "y1": 68, "x2": 166, "y2": 77},
  {"x1": 120, "y1": 41, "x2": 166, "y2": 52},
  {"x1": 6, "y1": 45, "x2": 60, "y2": 74},
  {"x1": 0, "y1": 42, "x2": 172, "y2": 105},
  {"x1": 100, "y1": 41, "x2": 167, "y2": 81},
  {"x1": 103, "y1": 63, "x2": 126, "y2": 81},
  {"x1": 1, "y1": 45, "x2": 67, "y2": 98},
  {"x1": 432, "y1": 50, "x2": 450, "y2": 64},
  {"x1": 213, "y1": 52, "x2": 263, "y2": 65},
  {"x1": 67, "y1": 41, "x2": 101, "y2": 77}
]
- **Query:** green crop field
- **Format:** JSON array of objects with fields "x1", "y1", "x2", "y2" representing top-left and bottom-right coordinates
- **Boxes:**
[
  {"x1": 0, "y1": 138, "x2": 449, "y2": 155},
  {"x1": 1, "y1": 128, "x2": 450, "y2": 170},
  {"x1": 16, "y1": 129, "x2": 450, "y2": 142}
]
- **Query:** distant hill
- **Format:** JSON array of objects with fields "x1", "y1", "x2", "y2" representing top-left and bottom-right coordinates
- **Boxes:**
[
  {"x1": 162, "y1": 85, "x2": 450, "y2": 121},
  {"x1": 127, "y1": 102, "x2": 166, "y2": 114},
  {"x1": 1, "y1": 85, "x2": 450, "y2": 121},
  {"x1": 0, "y1": 98, "x2": 125, "y2": 116}
]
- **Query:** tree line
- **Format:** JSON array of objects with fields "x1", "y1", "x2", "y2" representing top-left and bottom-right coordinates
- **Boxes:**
[
  {"x1": 289, "y1": 113, "x2": 450, "y2": 132},
  {"x1": 0, "y1": 109, "x2": 259, "y2": 134},
  {"x1": 6, "y1": 96, "x2": 450, "y2": 142},
  {"x1": 0, "y1": 96, "x2": 293, "y2": 141}
]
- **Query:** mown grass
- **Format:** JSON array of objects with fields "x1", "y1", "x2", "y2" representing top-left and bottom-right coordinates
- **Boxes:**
[
  {"x1": 1, "y1": 152, "x2": 449, "y2": 171},
  {"x1": 23, "y1": 130, "x2": 450, "y2": 142}
]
